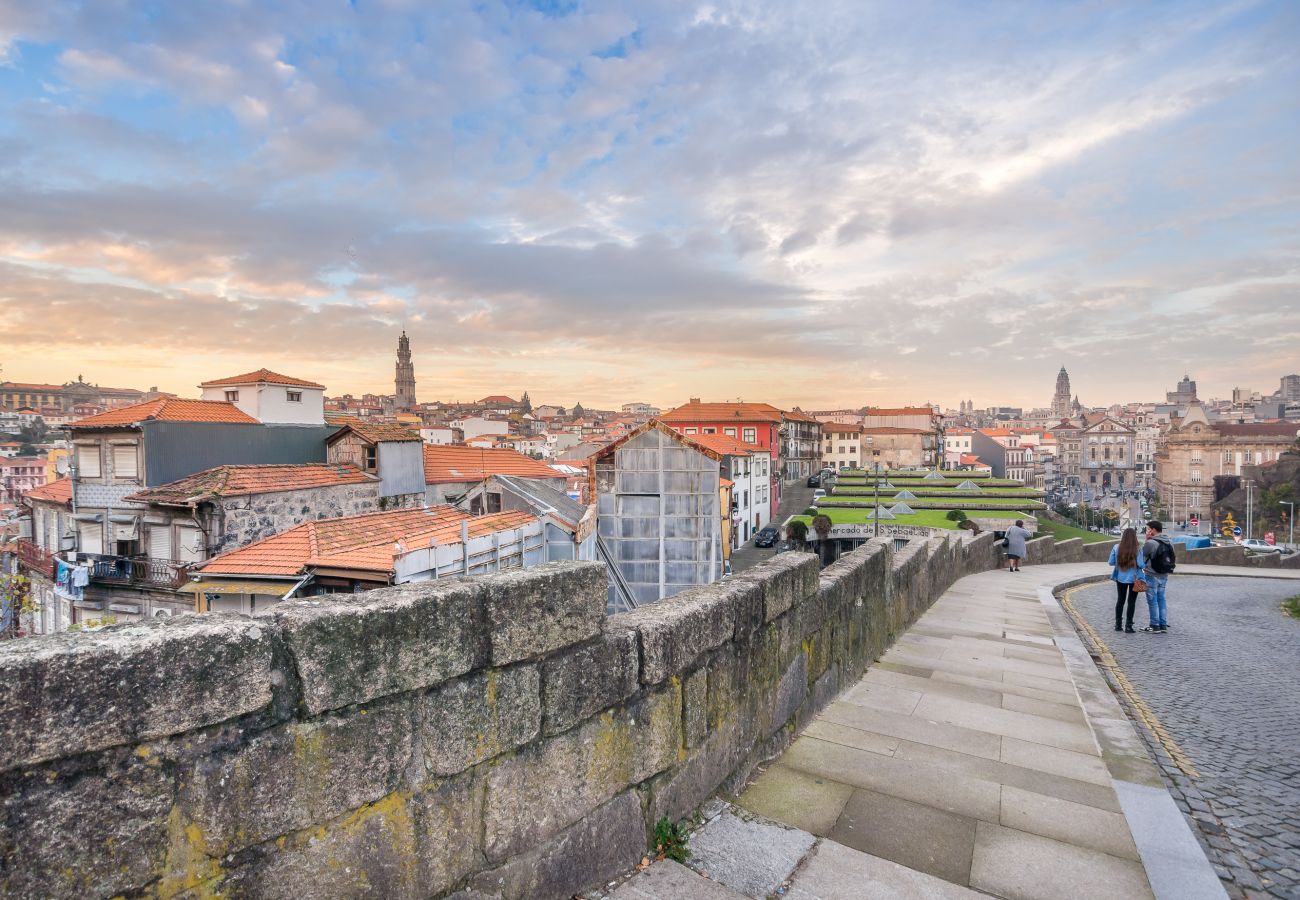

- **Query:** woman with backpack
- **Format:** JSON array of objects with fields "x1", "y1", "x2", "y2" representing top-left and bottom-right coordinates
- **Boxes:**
[{"x1": 1108, "y1": 527, "x2": 1146, "y2": 633}]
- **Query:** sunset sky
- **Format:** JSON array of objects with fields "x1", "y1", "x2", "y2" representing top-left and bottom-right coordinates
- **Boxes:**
[{"x1": 1, "y1": 1, "x2": 1297, "y2": 411}]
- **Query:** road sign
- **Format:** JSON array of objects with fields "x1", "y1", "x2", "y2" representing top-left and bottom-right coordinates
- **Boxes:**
[
  {"x1": 1233, "y1": 526, "x2": 1242, "y2": 537},
  {"x1": 1190, "y1": 515, "x2": 1199, "y2": 527}
]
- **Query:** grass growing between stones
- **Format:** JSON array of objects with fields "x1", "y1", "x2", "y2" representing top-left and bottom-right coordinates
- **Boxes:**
[
  {"x1": 1283, "y1": 596, "x2": 1300, "y2": 619},
  {"x1": 653, "y1": 817, "x2": 691, "y2": 863}
]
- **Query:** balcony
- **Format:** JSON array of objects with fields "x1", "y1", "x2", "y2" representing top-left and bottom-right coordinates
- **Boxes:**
[
  {"x1": 15, "y1": 539, "x2": 56, "y2": 579},
  {"x1": 85, "y1": 555, "x2": 190, "y2": 591}
]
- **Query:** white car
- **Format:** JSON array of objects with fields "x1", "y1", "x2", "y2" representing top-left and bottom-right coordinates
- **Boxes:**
[
  {"x1": 812, "y1": 489, "x2": 827, "y2": 500},
  {"x1": 1241, "y1": 539, "x2": 1283, "y2": 554}
]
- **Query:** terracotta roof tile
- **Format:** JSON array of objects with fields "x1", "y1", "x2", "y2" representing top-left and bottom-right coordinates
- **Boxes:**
[
  {"x1": 125, "y1": 464, "x2": 375, "y2": 505},
  {"x1": 423, "y1": 445, "x2": 563, "y2": 483},
  {"x1": 820, "y1": 422, "x2": 862, "y2": 434},
  {"x1": 327, "y1": 418, "x2": 421, "y2": 443},
  {"x1": 1215, "y1": 422, "x2": 1300, "y2": 438},
  {"x1": 199, "y1": 368, "x2": 325, "y2": 389},
  {"x1": 782, "y1": 409, "x2": 820, "y2": 423},
  {"x1": 477, "y1": 395, "x2": 517, "y2": 404},
  {"x1": 689, "y1": 433, "x2": 757, "y2": 455},
  {"x1": 197, "y1": 507, "x2": 538, "y2": 576},
  {"x1": 660, "y1": 401, "x2": 784, "y2": 424},
  {"x1": 68, "y1": 397, "x2": 258, "y2": 428},
  {"x1": 23, "y1": 478, "x2": 72, "y2": 505},
  {"x1": 865, "y1": 407, "x2": 936, "y2": 417},
  {"x1": 862, "y1": 426, "x2": 931, "y2": 434}
]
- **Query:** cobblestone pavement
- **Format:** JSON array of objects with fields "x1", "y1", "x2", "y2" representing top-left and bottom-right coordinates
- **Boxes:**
[{"x1": 1069, "y1": 576, "x2": 1300, "y2": 900}]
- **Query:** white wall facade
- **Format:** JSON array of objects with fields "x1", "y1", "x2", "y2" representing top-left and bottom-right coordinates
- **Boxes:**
[{"x1": 200, "y1": 382, "x2": 325, "y2": 425}]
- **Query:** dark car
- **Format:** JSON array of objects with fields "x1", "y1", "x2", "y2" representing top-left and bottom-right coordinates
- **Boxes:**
[
  {"x1": 806, "y1": 474, "x2": 821, "y2": 487},
  {"x1": 754, "y1": 526, "x2": 780, "y2": 548}
]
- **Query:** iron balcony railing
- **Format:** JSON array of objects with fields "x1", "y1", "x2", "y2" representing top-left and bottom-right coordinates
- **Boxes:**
[
  {"x1": 15, "y1": 539, "x2": 57, "y2": 579},
  {"x1": 84, "y1": 554, "x2": 190, "y2": 591}
]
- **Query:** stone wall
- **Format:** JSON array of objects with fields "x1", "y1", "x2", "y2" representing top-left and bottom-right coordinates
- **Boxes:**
[
  {"x1": 0, "y1": 531, "x2": 1282, "y2": 899},
  {"x1": 214, "y1": 482, "x2": 385, "y2": 552}
]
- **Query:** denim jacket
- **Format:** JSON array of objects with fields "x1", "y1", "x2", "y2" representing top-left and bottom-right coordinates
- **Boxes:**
[{"x1": 1108, "y1": 545, "x2": 1147, "y2": 584}]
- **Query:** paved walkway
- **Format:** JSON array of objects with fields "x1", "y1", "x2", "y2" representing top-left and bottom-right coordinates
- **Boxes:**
[
  {"x1": 1067, "y1": 575, "x2": 1300, "y2": 899},
  {"x1": 607, "y1": 564, "x2": 1296, "y2": 899}
]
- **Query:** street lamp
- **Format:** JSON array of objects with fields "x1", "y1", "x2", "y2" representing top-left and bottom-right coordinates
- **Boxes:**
[
  {"x1": 866, "y1": 436, "x2": 882, "y2": 537},
  {"x1": 1282, "y1": 500, "x2": 1295, "y2": 551}
]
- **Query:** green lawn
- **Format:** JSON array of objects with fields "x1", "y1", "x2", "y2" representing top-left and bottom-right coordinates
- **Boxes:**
[
  {"x1": 820, "y1": 498, "x2": 1045, "y2": 510},
  {"x1": 832, "y1": 487, "x2": 1043, "y2": 497},
  {"x1": 793, "y1": 508, "x2": 1027, "y2": 529},
  {"x1": 1033, "y1": 518, "x2": 1114, "y2": 544}
]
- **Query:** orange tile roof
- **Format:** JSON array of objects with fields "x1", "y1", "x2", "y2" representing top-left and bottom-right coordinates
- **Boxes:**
[
  {"x1": 959, "y1": 454, "x2": 987, "y2": 465},
  {"x1": 67, "y1": 397, "x2": 258, "y2": 428},
  {"x1": 866, "y1": 407, "x2": 935, "y2": 417},
  {"x1": 125, "y1": 464, "x2": 375, "y2": 505},
  {"x1": 0, "y1": 381, "x2": 65, "y2": 391},
  {"x1": 782, "y1": 409, "x2": 820, "y2": 423},
  {"x1": 821, "y1": 422, "x2": 862, "y2": 434},
  {"x1": 423, "y1": 445, "x2": 563, "y2": 484},
  {"x1": 196, "y1": 507, "x2": 537, "y2": 576},
  {"x1": 660, "y1": 400, "x2": 784, "y2": 424},
  {"x1": 477, "y1": 395, "x2": 517, "y2": 404},
  {"x1": 861, "y1": 426, "x2": 931, "y2": 434},
  {"x1": 979, "y1": 428, "x2": 1016, "y2": 437},
  {"x1": 199, "y1": 368, "x2": 325, "y2": 389},
  {"x1": 327, "y1": 418, "x2": 421, "y2": 444},
  {"x1": 689, "y1": 433, "x2": 757, "y2": 455},
  {"x1": 23, "y1": 478, "x2": 72, "y2": 505}
]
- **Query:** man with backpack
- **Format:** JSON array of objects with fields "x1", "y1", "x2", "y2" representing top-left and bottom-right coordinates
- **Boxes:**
[{"x1": 1141, "y1": 520, "x2": 1177, "y2": 633}]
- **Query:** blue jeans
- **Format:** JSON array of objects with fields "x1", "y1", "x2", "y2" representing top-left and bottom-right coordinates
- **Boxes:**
[{"x1": 1145, "y1": 573, "x2": 1168, "y2": 628}]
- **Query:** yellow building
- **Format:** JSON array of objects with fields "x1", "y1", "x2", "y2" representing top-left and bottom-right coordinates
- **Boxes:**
[{"x1": 44, "y1": 448, "x2": 69, "y2": 483}]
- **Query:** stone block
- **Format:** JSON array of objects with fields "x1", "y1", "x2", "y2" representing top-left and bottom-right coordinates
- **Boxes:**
[
  {"x1": 423, "y1": 665, "x2": 540, "y2": 776},
  {"x1": 758, "y1": 552, "x2": 819, "y2": 622},
  {"x1": 483, "y1": 562, "x2": 607, "y2": 666},
  {"x1": 618, "y1": 581, "x2": 740, "y2": 685},
  {"x1": 411, "y1": 774, "x2": 485, "y2": 896},
  {"x1": 178, "y1": 694, "x2": 416, "y2": 854},
  {"x1": 216, "y1": 791, "x2": 425, "y2": 900},
  {"x1": 647, "y1": 721, "x2": 743, "y2": 826},
  {"x1": 0, "y1": 613, "x2": 277, "y2": 772},
  {"x1": 465, "y1": 791, "x2": 645, "y2": 900},
  {"x1": 0, "y1": 753, "x2": 173, "y2": 898},
  {"x1": 274, "y1": 579, "x2": 488, "y2": 714},
  {"x1": 483, "y1": 683, "x2": 681, "y2": 862},
  {"x1": 766, "y1": 652, "x2": 808, "y2": 738},
  {"x1": 541, "y1": 626, "x2": 639, "y2": 736},
  {"x1": 684, "y1": 667, "x2": 708, "y2": 748}
]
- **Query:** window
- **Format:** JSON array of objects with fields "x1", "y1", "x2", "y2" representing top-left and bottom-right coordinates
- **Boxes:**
[
  {"x1": 77, "y1": 521, "x2": 104, "y2": 556},
  {"x1": 1224, "y1": 450, "x2": 1233, "y2": 463},
  {"x1": 75, "y1": 443, "x2": 101, "y2": 478},
  {"x1": 742, "y1": 427, "x2": 756, "y2": 443},
  {"x1": 286, "y1": 390, "x2": 302, "y2": 403},
  {"x1": 112, "y1": 445, "x2": 138, "y2": 479},
  {"x1": 702, "y1": 427, "x2": 717, "y2": 434},
  {"x1": 684, "y1": 427, "x2": 697, "y2": 435},
  {"x1": 224, "y1": 390, "x2": 239, "y2": 402},
  {"x1": 724, "y1": 427, "x2": 736, "y2": 437},
  {"x1": 1190, "y1": 469, "x2": 1202, "y2": 483},
  {"x1": 364, "y1": 446, "x2": 378, "y2": 471},
  {"x1": 1244, "y1": 451, "x2": 1253, "y2": 464},
  {"x1": 1191, "y1": 449, "x2": 1201, "y2": 464},
  {"x1": 149, "y1": 525, "x2": 173, "y2": 561}
]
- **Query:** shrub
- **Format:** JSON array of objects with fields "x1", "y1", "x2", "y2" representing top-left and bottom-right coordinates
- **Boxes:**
[
  {"x1": 653, "y1": 817, "x2": 690, "y2": 863},
  {"x1": 788, "y1": 520, "x2": 809, "y2": 543},
  {"x1": 946, "y1": 509, "x2": 968, "y2": 522},
  {"x1": 804, "y1": 506, "x2": 818, "y2": 516}
]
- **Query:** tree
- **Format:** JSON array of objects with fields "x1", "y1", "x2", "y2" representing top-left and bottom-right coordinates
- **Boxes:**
[
  {"x1": 520, "y1": 391, "x2": 532, "y2": 415},
  {"x1": 812, "y1": 515, "x2": 833, "y2": 564},
  {"x1": 788, "y1": 520, "x2": 808, "y2": 548},
  {"x1": 946, "y1": 509, "x2": 967, "y2": 523}
]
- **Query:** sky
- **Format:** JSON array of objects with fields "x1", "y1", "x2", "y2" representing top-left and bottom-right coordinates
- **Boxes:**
[{"x1": 0, "y1": 1, "x2": 1297, "y2": 413}]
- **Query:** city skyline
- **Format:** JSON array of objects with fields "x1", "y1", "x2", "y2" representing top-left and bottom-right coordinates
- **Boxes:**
[{"x1": 2, "y1": 2, "x2": 1298, "y2": 410}]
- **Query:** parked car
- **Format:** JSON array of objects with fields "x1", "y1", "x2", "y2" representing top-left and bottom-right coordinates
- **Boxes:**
[
  {"x1": 807, "y1": 474, "x2": 821, "y2": 487},
  {"x1": 754, "y1": 526, "x2": 780, "y2": 548},
  {"x1": 812, "y1": 489, "x2": 827, "y2": 500},
  {"x1": 1241, "y1": 539, "x2": 1284, "y2": 554}
]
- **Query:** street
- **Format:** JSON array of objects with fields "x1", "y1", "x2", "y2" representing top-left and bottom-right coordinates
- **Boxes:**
[
  {"x1": 1068, "y1": 575, "x2": 1300, "y2": 899},
  {"x1": 730, "y1": 479, "x2": 816, "y2": 573}
]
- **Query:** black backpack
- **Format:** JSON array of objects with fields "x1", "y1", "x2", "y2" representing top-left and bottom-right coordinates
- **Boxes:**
[{"x1": 1150, "y1": 539, "x2": 1176, "y2": 575}]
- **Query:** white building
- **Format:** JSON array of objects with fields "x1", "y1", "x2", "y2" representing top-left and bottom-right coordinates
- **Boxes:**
[
  {"x1": 452, "y1": 416, "x2": 510, "y2": 441},
  {"x1": 199, "y1": 369, "x2": 326, "y2": 425},
  {"x1": 821, "y1": 423, "x2": 863, "y2": 469}
]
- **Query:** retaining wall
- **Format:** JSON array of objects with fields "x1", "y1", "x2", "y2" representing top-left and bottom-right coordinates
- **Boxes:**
[{"x1": 0, "y1": 530, "x2": 1279, "y2": 899}]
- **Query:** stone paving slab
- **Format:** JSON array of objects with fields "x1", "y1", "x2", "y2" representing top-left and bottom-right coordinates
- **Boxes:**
[
  {"x1": 785, "y1": 839, "x2": 986, "y2": 899},
  {"x1": 608, "y1": 859, "x2": 749, "y2": 899},
  {"x1": 736, "y1": 564, "x2": 1228, "y2": 900},
  {"x1": 684, "y1": 808, "x2": 816, "y2": 898}
]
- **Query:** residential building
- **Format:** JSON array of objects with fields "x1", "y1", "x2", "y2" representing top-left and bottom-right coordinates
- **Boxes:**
[
  {"x1": 1134, "y1": 423, "x2": 1160, "y2": 490},
  {"x1": 943, "y1": 427, "x2": 974, "y2": 468},
  {"x1": 821, "y1": 423, "x2": 863, "y2": 470},
  {"x1": 198, "y1": 369, "x2": 327, "y2": 425},
  {"x1": 15, "y1": 478, "x2": 71, "y2": 634},
  {"x1": 1, "y1": 457, "x2": 46, "y2": 502},
  {"x1": 590, "y1": 420, "x2": 723, "y2": 613},
  {"x1": 660, "y1": 400, "x2": 784, "y2": 519},
  {"x1": 458, "y1": 475, "x2": 597, "y2": 562},
  {"x1": 452, "y1": 416, "x2": 511, "y2": 441},
  {"x1": 324, "y1": 420, "x2": 426, "y2": 504},
  {"x1": 621, "y1": 402, "x2": 661, "y2": 418},
  {"x1": 692, "y1": 433, "x2": 767, "y2": 544},
  {"x1": 781, "y1": 409, "x2": 823, "y2": 482},
  {"x1": 862, "y1": 407, "x2": 942, "y2": 466},
  {"x1": 809, "y1": 409, "x2": 864, "y2": 426},
  {"x1": 861, "y1": 427, "x2": 937, "y2": 470},
  {"x1": 422, "y1": 445, "x2": 568, "y2": 504},
  {"x1": 189, "y1": 506, "x2": 542, "y2": 613},
  {"x1": 418, "y1": 426, "x2": 463, "y2": 445},
  {"x1": 0, "y1": 376, "x2": 147, "y2": 413},
  {"x1": 1080, "y1": 417, "x2": 1136, "y2": 491},
  {"x1": 971, "y1": 429, "x2": 1030, "y2": 482},
  {"x1": 1154, "y1": 403, "x2": 1299, "y2": 524}
]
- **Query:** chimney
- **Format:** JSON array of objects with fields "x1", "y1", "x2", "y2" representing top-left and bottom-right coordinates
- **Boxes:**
[{"x1": 689, "y1": 397, "x2": 701, "y2": 404}]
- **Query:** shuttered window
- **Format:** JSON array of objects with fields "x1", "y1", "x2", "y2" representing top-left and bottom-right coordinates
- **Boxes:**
[
  {"x1": 176, "y1": 526, "x2": 204, "y2": 563},
  {"x1": 76, "y1": 443, "x2": 101, "y2": 478},
  {"x1": 112, "y1": 445, "x2": 138, "y2": 479},
  {"x1": 77, "y1": 521, "x2": 103, "y2": 555},
  {"x1": 148, "y1": 525, "x2": 172, "y2": 561}
]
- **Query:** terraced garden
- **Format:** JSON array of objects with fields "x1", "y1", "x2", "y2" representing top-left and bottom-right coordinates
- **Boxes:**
[
  {"x1": 810, "y1": 467, "x2": 1048, "y2": 524},
  {"x1": 791, "y1": 507, "x2": 1026, "y2": 530}
]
